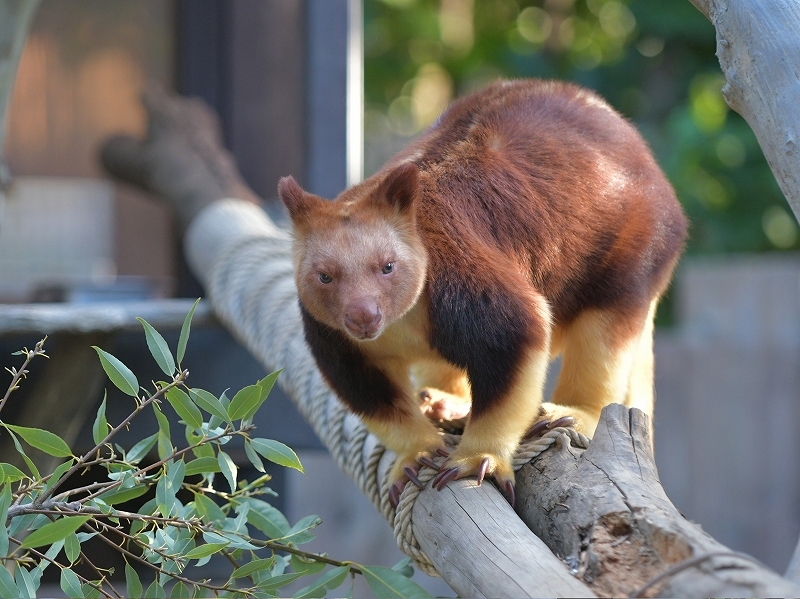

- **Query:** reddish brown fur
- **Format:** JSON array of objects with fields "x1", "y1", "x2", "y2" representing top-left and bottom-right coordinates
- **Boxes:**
[{"x1": 279, "y1": 78, "x2": 686, "y2": 491}]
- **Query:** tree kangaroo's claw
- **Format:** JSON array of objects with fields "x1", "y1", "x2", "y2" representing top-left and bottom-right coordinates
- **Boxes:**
[
  {"x1": 432, "y1": 467, "x2": 459, "y2": 491},
  {"x1": 525, "y1": 419, "x2": 551, "y2": 440},
  {"x1": 418, "y1": 456, "x2": 439, "y2": 471},
  {"x1": 404, "y1": 466, "x2": 424, "y2": 489},
  {"x1": 501, "y1": 480, "x2": 516, "y2": 508},
  {"x1": 548, "y1": 415, "x2": 576, "y2": 429},
  {"x1": 436, "y1": 447, "x2": 450, "y2": 458},
  {"x1": 476, "y1": 457, "x2": 490, "y2": 486},
  {"x1": 389, "y1": 481, "x2": 403, "y2": 508}
]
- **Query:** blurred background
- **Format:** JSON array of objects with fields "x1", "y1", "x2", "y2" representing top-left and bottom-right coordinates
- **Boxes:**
[{"x1": 1, "y1": 0, "x2": 799, "y2": 594}]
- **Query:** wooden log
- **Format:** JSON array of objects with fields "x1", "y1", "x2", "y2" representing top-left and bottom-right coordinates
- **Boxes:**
[
  {"x1": 515, "y1": 403, "x2": 800, "y2": 597},
  {"x1": 411, "y1": 478, "x2": 595, "y2": 597}
]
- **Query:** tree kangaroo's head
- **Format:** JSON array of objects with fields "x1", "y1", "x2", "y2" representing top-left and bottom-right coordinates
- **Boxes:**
[{"x1": 278, "y1": 163, "x2": 428, "y2": 341}]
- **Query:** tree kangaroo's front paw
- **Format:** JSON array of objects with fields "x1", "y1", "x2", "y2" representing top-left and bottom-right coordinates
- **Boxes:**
[
  {"x1": 431, "y1": 450, "x2": 517, "y2": 506},
  {"x1": 418, "y1": 388, "x2": 470, "y2": 426},
  {"x1": 387, "y1": 443, "x2": 446, "y2": 507}
]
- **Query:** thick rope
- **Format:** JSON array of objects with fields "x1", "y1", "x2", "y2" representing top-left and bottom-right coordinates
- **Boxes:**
[{"x1": 201, "y1": 221, "x2": 591, "y2": 577}]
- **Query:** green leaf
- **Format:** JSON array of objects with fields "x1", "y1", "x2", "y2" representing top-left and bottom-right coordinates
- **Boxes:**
[
  {"x1": 0, "y1": 567, "x2": 18, "y2": 599},
  {"x1": 250, "y1": 438, "x2": 304, "y2": 473},
  {"x1": 0, "y1": 486, "x2": 11, "y2": 556},
  {"x1": 65, "y1": 532, "x2": 81, "y2": 564},
  {"x1": 290, "y1": 554, "x2": 325, "y2": 575},
  {"x1": 93, "y1": 346, "x2": 139, "y2": 397},
  {"x1": 185, "y1": 457, "x2": 221, "y2": 477},
  {"x1": 258, "y1": 572, "x2": 305, "y2": 591},
  {"x1": 248, "y1": 370, "x2": 281, "y2": 419},
  {"x1": 166, "y1": 388, "x2": 203, "y2": 430},
  {"x1": 170, "y1": 581, "x2": 191, "y2": 598},
  {"x1": 293, "y1": 566, "x2": 350, "y2": 598},
  {"x1": 5, "y1": 424, "x2": 72, "y2": 458},
  {"x1": 392, "y1": 557, "x2": 415, "y2": 579},
  {"x1": 126, "y1": 432, "x2": 158, "y2": 464},
  {"x1": 101, "y1": 484, "x2": 148, "y2": 505},
  {"x1": 193, "y1": 493, "x2": 226, "y2": 525},
  {"x1": 228, "y1": 385, "x2": 262, "y2": 421},
  {"x1": 10, "y1": 433, "x2": 39, "y2": 479},
  {"x1": 177, "y1": 298, "x2": 200, "y2": 365},
  {"x1": 153, "y1": 404, "x2": 172, "y2": 440},
  {"x1": 92, "y1": 395, "x2": 108, "y2": 445},
  {"x1": 230, "y1": 557, "x2": 275, "y2": 580},
  {"x1": 217, "y1": 450, "x2": 237, "y2": 492},
  {"x1": 244, "y1": 440, "x2": 265, "y2": 473},
  {"x1": 22, "y1": 516, "x2": 91, "y2": 549},
  {"x1": 0, "y1": 462, "x2": 25, "y2": 484},
  {"x1": 137, "y1": 317, "x2": 176, "y2": 376},
  {"x1": 184, "y1": 542, "x2": 230, "y2": 560},
  {"x1": 285, "y1": 515, "x2": 320, "y2": 545},
  {"x1": 361, "y1": 565, "x2": 432, "y2": 598},
  {"x1": 144, "y1": 580, "x2": 165, "y2": 599},
  {"x1": 60, "y1": 568, "x2": 84, "y2": 598},
  {"x1": 239, "y1": 498, "x2": 289, "y2": 539},
  {"x1": 15, "y1": 565, "x2": 35, "y2": 599},
  {"x1": 125, "y1": 562, "x2": 142, "y2": 599},
  {"x1": 44, "y1": 460, "x2": 74, "y2": 494},
  {"x1": 189, "y1": 388, "x2": 230, "y2": 424}
]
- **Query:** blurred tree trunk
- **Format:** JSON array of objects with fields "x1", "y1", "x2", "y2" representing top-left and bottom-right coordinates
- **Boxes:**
[{"x1": 688, "y1": 0, "x2": 800, "y2": 217}]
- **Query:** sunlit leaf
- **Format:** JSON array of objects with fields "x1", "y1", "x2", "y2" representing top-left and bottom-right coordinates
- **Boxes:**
[
  {"x1": 125, "y1": 562, "x2": 142, "y2": 599},
  {"x1": 0, "y1": 568, "x2": 17, "y2": 599},
  {"x1": 246, "y1": 370, "x2": 281, "y2": 419},
  {"x1": 15, "y1": 565, "x2": 35, "y2": 599},
  {"x1": 230, "y1": 557, "x2": 275, "y2": 580},
  {"x1": 189, "y1": 389, "x2": 230, "y2": 424},
  {"x1": 228, "y1": 385, "x2": 262, "y2": 421},
  {"x1": 361, "y1": 565, "x2": 432, "y2": 598},
  {"x1": 244, "y1": 440, "x2": 265, "y2": 473},
  {"x1": 185, "y1": 457, "x2": 221, "y2": 477},
  {"x1": 193, "y1": 493, "x2": 226, "y2": 525},
  {"x1": 285, "y1": 514, "x2": 321, "y2": 545},
  {"x1": 166, "y1": 388, "x2": 203, "y2": 430},
  {"x1": 21, "y1": 516, "x2": 91, "y2": 549},
  {"x1": 5, "y1": 424, "x2": 72, "y2": 458},
  {"x1": 59, "y1": 567, "x2": 83, "y2": 598},
  {"x1": 293, "y1": 565, "x2": 350, "y2": 598},
  {"x1": 144, "y1": 580, "x2": 165, "y2": 599},
  {"x1": 125, "y1": 432, "x2": 158, "y2": 464},
  {"x1": 238, "y1": 497, "x2": 289, "y2": 539},
  {"x1": 65, "y1": 532, "x2": 81, "y2": 564},
  {"x1": 177, "y1": 298, "x2": 201, "y2": 366},
  {"x1": 137, "y1": 317, "x2": 176, "y2": 376},
  {"x1": 92, "y1": 347, "x2": 139, "y2": 397},
  {"x1": 92, "y1": 395, "x2": 108, "y2": 445},
  {"x1": 0, "y1": 463, "x2": 25, "y2": 484},
  {"x1": 44, "y1": 460, "x2": 74, "y2": 494},
  {"x1": 184, "y1": 542, "x2": 230, "y2": 560},
  {"x1": 217, "y1": 450, "x2": 237, "y2": 492},
  {"x1": 249, "y1": 438, "x2": 304, "y2": 473},
  {"x1": 102, "y1": 484, "x2": 149, "y2": 505}
]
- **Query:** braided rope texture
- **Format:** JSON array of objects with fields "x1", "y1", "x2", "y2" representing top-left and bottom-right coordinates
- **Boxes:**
[{"x1": 204, "y1": 228, "x2": 591, "y2": 576}]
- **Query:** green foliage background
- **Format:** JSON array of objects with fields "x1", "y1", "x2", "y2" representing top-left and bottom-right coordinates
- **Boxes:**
[{"x1": 363, "y1": 0, "x2": 797, "y2": 255}]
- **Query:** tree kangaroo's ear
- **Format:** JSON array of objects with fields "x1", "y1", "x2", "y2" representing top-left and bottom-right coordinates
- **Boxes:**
[
  {"x1": 375, "y1": 162, "x2": 420, "y2": 215},
  {"x1": 278, "y1": 176, "x2": 321, "y2": 222}
]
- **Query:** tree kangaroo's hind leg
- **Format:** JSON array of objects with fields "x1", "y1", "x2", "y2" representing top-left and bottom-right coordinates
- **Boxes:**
[{"x1": 548, "y1": 303, "x2": 656, "y2": 437}]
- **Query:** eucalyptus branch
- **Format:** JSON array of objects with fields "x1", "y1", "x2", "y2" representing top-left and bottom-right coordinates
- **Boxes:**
[
  {"x1": 0, "y1": 338, "x2": 47, "y2": 414},
  {"x1": 8, "y1": 534, "x2": 115, "y2": 598},
  {"x1": 38, "y1": 371, "x2": 187, "y2": 504},
  {"x1": 85, "y1": 521, "x2": 244, "y2": 597}
]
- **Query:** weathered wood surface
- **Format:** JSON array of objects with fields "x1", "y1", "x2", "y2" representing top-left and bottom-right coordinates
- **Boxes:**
[
  {"x1": 412, "y1": 478, "x2": 595, "y2": 597},
  {"x1": 515, "y1": 403, "x2": 800, "y2": 597},
  {"x1": 0, "y1": 299, "x2": 214, "y2": 335}
]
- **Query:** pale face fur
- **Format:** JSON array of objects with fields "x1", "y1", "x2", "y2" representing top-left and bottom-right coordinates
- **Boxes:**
[{"x1": 292, "y1": 214, "x2": 428, "y2": 342}]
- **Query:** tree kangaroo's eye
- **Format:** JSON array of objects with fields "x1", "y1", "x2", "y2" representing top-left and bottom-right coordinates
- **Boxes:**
[
  {"x1": 319, "y1": 273, "x2": 333, "y2": 284},
  {"x1": 381, "y1": 262, "x2": 394, "y2": 275}
]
